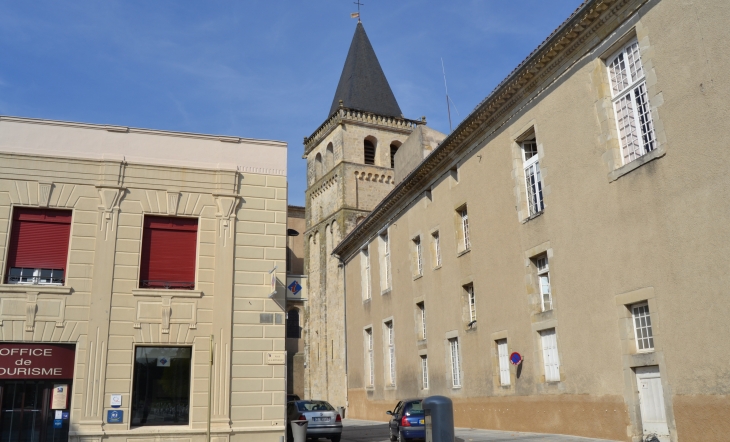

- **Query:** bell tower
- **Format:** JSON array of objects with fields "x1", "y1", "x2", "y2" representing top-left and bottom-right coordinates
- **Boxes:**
[{"x1": 302, "y1": 22, "x2": 424, "y2": 408}]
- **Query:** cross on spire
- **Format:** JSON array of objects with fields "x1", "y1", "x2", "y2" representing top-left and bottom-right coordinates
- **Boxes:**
[{"x1": 353, "y1": 0, "x2": 363, "y2": 22}]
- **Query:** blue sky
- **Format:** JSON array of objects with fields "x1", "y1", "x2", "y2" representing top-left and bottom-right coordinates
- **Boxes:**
[{"x1": 0, "y1": 0, "x2": 582, "y2": 206}]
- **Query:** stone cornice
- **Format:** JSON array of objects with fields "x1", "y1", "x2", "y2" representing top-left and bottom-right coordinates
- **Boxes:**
[
  {"x1": 303, "y1": 107, "x2": 424, "y2": 157},
  {"x1": 333, "y1": 0, "x2": 647, "y2": 262}
]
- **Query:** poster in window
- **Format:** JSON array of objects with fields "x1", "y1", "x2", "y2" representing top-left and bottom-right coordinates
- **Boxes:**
[{"x1": 51, "y1": 384, "x2": 68, "y2": 409}]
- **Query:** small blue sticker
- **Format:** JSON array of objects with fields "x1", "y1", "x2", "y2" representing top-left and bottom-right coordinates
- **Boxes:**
[
  {"x1": 107, "y1": 409, "x2": 123, "y2": 424},
  {"x1": 62, "y1": 411, "x2": 69, "y2": 420},
  {"x1": 53, "y1": 419, "x2": 63, "y2": 429}
]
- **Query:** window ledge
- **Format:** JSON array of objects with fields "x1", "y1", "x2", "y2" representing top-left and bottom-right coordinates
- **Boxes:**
[
  {"x1": 132, "y1": 288, "x2": 203, "y2": 298},
  {"x1": 457, "y1": 248, "x2": 471, "y2": 258},
  {"x1": 608, "y1": 146, "x2": 666, "y2": 182},
  {"x1": 412, "y1": 274, "x2": 423, "y2": 281},
  {"x1": 433, "y1": 265, "x2": 442, "y2": 271},
  {"x1": 521, "y1": 210, "x2": 544, "y2": 224},
  {"x1": 363, "y1": 298, "x2": 371, "y2": 305},
  {"x1": 628, "y1": 351, "x2": 658, "y2": 368},
  {"x1": 0, "y1": 284, "x2": 72, "y2": 295},
  {"x1": 381, "y1": 289, "x2": 392, "y2": 296}
]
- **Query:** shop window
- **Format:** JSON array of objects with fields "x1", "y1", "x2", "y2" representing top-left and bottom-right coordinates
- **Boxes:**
[
  {"x1": 131, "y1": 347, "x2": 191, "y2": 427},
  {"x1": 139, "y1": 216, "x2": 198, "y2": 290},
  {"x1": 6, "y1": 208, "x2": 72, "y2": 285}
]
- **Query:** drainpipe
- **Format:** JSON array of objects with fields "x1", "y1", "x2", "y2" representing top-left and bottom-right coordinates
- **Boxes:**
[
  {"x1": 333, "y1": 252, "x2": 348, "y2": 413},
  {"x1": 208, "y1": 334, "x2": 214, "y2": 442}
]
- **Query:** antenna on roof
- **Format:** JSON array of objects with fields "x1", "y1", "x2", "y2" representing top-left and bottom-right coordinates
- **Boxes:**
[
  {"x1": 351, "y1": 0, "x2": 363, "y2": 22},
  {"x1": 441, "y1": 58, "x2": 452, "y2": 132}
]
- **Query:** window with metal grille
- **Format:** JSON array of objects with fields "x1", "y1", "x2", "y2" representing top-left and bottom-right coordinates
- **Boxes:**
[
  {"x1": 385, "y1": 321, "x2": 395, "y2": 386},
  {"x1": 131, "y1": 346, "x2": 191, "y2": 426},
  {"x1": 364, "y1": 139, "x2": 376, "y2": 165},
  {"x1": 459, "y1": 207, "x2": 470, "y2": 250},
  {"x1": 6, "y1": 208, "x2": 72, "y2": 285},
  {"x1": 497, "y1": 339, "x2": 510, "y2": 386},
  {"x1": 522, "y1": 138, "x2": 544, "y2": 216},
  {"x1": 414, "y1": 236, "x2": 422, "y2": 275},
  {"x1": 607, "y1": 39, "x2": 656, "y2": 164},
  {"x1": 632, "y1": 303, "x2": 654, "y2": 352},
  {"x1": 536, "y1": 255, "x2": 552, "y2": 311},
  {"x1": 139, "y1": 216, "x2": 198, "y2": 290},
  {"x1": 540, "y1": 328, "x2": 560, "y2": 382},
  {"x1": 417, "y1": 302, "x2": 426, "y2": 340},
  {"x1": 449, "y1": 338, "x2": 461, "y2": 387},
  {"x1": 465, "y1": 284, "x2": 477, "y2": 323},
  {"x1": 380, "y1": 231, "x2": 391, "y2": 290},
  {"x1": 361, "y1": 247, "x2": 371, "y2": 300},
  {"x1": 421, "y1": 355, "x2": 429, "y2": 390},
  {"x1": 365, "y1": 328, "x2": 374, "y2": 386},
  {"x1": 432, "y1": 231, "x2": 441, "y2": 267}
]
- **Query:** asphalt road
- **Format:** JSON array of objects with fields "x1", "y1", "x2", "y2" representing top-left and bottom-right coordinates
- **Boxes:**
[{"x1": 339, "y1": 419, "x2": 622, "y2": 442}]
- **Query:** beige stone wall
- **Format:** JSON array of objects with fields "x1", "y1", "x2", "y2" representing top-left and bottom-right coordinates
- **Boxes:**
[
  {"x1": 0, "y1": 117, "x2": 288, "y2": 442},
  {"x1": 342, "y1": 1, "x2": 730, "y2": 441}
]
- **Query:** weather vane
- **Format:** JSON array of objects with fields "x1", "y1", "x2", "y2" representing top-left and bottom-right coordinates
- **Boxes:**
[{"x1": 351, "y1": 0, "x2": 363, "y2": 22}]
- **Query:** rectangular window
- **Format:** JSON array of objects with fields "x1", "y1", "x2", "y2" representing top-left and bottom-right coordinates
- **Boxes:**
[
  {"x1": 417, "y1": 302, "x2": 426, "y2": 340},
  {"x1": 385, "y1": 321, "x2": 395, "y2": 386},
  {"x1": 497, "y1": 339, "x2": 510, "y2": 386},
  {"x1": 140, "y1": 216, "x2": 198, "y2": 290},
  {"x1": 536, "y1": 255, "x2": 552, "y2": 311},
  {"x1": 380, "y1": 231, "x2": 391, "y2": 291},
  {"x1": 361, "y1": 247, "x2": 371, "y2": 300},
  {"x1": 540, "y1": 328, "x2": 560, "y2": 382},
  {"x1": 607, "y1": 39, "x2": 656, "y2": 164},
  {"x1": 459, "y1": 207, "x2": 470, "y2": 250},
  {"x1": 465, "y1": 284, "x2": 477, "y2": 323},
  {"x1": 413, "y1": 236, "x2": 422, "y2": 275},
  {"x1": 6, "y1": 208, "x2": 72, "y2": 285},
  {"x1": 131, "y1": 346, "x2": 191, "y2": 426},
  {"x1": 365, "y1": 328, "x2": 374, "y2": 386},
  {"x1": 632, "y1": 303, "x2": 654, "y2": 352},
  {"x1": 522, "y1": 138, "x2": 544, "y2": 216},
  {"x1": 421, "y1": 355, "x2": 429, "y2": 390},
  {"x1": 431, "y1": 231, "x2": 441, "y2": 267},
  {"x1": 449, "y1": 338, "x2": 461, "y2": 387}
]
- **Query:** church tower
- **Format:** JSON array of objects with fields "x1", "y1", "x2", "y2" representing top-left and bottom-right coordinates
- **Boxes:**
[{"x1": 302, "y1": 22, "x2": 424, "y2": 408}]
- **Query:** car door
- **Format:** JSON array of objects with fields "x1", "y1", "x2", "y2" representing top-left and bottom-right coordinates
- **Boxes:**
[{"x1": 389, "y1": 402, "x2": 402, "y2": 435}]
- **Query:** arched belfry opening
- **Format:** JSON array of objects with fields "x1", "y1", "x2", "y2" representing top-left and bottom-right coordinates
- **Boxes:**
[
  {"x1": 390, "y1": 141, "x2": 401, "y2": 169},
  {"x1": 325, "y1": 143, "x2": 334, "y2": 170},
  {"x1": 315, "y1": 153, "x2": 323, "y2": 179},
  {"x1": 364, "y1": 138, "x2": 376, "y2": 165}
]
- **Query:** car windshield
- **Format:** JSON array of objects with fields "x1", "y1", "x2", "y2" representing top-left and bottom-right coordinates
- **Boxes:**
[
  {"x1": 297, "y1": 401, "x2": 335, "y2": 412},
  {"x1": 404, "y1": 401, "x2": 424, "y2": 416}
]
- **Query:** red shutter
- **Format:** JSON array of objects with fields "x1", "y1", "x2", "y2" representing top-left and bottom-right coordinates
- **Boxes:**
[
  {"x1": 139, "y1": 216, "x2": 198, "y2": 289},
  {"x1": 6, "y1": 208, "x2": 72, "y2": 270}
]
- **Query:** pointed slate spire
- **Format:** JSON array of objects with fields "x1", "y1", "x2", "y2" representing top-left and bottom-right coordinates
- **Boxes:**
[{"x1": 329, "y1": 22, "x2": 403, "y2": 118}]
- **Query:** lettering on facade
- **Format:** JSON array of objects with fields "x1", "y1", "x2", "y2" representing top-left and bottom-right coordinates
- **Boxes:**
[{"x1": 0, "y1": 343, "x2": 75, "y2": 379}]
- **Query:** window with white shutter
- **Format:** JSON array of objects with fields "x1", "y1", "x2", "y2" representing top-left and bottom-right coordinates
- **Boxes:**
[
  {"x1": 607, "y1": 39, "x2": 656, "y2": 164},
  {"x1": 385, "y1": 321, "x2": 395, "y2": 386},
  {"x1": 365, "y1": 328, "x2": 374, "y2": 386},
  {"x1": 431, "y1": 231, "x2": 441, "y2": 268},
  {"x1": 417, "y1": 302, "x2": 426, "y2": 340},
  {"x1": 449, "y1": 338, "x2": 462, "y2": 388},
  {"x1": 497, "y1": 339, "x2": 510, "y2": 386},
  {"x1": 421, "y1": 355, "x2": 429, "y2": 390},
  {"x1": 360, "y1": 247, "x2": 371, "y2": 300},
  {"x1": 540, "y1": 328, "x2": 561, "y2": 382},
  {"x1": 522, "y1": 138, "x2": 544, "y2": 216},
  {"x1": 536, "y1": 255, "x2": 552, "y2": 311},
  {"x1": 380, "y1": 231, "x2": 391, "y2": 291},
  {"x1": 631, "y1": 303, "x2": 654, "y2": 352},
  {"x1": 413, "y1": 236, "x2": 422, "y2": 276}
]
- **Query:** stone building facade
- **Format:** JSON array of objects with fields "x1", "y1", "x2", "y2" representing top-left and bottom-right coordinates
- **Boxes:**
[
  {"x1": 285, "y1": 205, "x2": 305, "y2": 398},
  {"x1": 302, "y1": 23, "x2": 425, "y2": 409},
  {"x1": 333, "y1": 1, "x2": 730, "y2": 441},
  {"x1": 0, "y1": 116, "x2": 289, "y2": 442}
]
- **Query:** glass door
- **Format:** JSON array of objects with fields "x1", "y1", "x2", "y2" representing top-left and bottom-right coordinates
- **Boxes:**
[{"x1": 0, "y1": 380, "x2": 71, "y2": 442}]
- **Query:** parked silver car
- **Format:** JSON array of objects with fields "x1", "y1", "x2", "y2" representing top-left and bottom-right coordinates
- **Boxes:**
[{"x1": 286, "y1": 400, "x2": 342, "y2": 442}]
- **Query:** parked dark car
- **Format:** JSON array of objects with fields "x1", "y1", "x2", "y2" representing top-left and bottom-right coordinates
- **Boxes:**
[
  {"x1": 286, "y1": 400, "x2": 342, "y2": 442},
  {"x1": 387, "y1": 399, "x2": 425, "y2": 441}
]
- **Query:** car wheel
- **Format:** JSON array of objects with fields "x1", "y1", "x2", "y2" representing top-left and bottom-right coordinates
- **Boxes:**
[
  {"x1": 389, "y1": 428, "x2": 397, "y2": 442},
  {"x1": 330, "y1": 436, "x2": 341, "y2": 442},
  {"x1": 398, "y1": 429, "x2": 406, "y2": 442}
]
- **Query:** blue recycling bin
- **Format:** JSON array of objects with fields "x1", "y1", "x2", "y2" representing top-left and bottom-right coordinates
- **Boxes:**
[{"x1": 423, "y1": 396, "x2": 454, "y2": 442}]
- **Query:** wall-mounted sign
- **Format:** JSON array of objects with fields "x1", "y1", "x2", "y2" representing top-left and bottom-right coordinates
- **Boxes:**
[
  {"x1": 286, "y1": 276, "x2": 308, "y2": 300},
  {"x1": 51, "y1": 384, "x2": 68, "y2": 409},
  {"x1": 0, "y1": 343, "x2": 75, "y2": 379},
  {"x1": 509, "y1": 352, "x2": 523, "y2": 366},
  {"x1": 53, "y1": 419, "x2": 62, "y2": 429},
  {"x1": 110, "y1": 394, "x2": 122, "y2": 408},
  {"x1": 107, "y1": 409, "x2": 123, "y2": 424},
  {"x1": 266, "y1": 352, "x2": 286, "y2": 365}
]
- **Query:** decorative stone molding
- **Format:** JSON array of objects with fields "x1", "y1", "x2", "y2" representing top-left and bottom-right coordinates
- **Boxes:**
[
  {"x1": 0, "y1": 286, "x2": 71, "y2": 331},
  {"x1": 38, "y1": 182, "x2": 52, "y2": 207},
  {"x1": 167, "y1": 191, "x2": 180, "y2": 215},
  {"x1": 354, "y1": 171, "x2": 393, "y2": 184},
  {"x1": 96, "y1": 186, "x2": 125, "y2": 237},
  {"x1": 132, "y1": 290, "x2": 201, "y2": 333}
]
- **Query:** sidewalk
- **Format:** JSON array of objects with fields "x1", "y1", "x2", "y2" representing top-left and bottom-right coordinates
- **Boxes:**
[{"x1": 341, "y1": 418, "x2": 622, "y2": 442}]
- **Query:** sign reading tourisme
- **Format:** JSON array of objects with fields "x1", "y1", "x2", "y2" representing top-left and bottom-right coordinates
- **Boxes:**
[{"x1": 0, "y1": 343, "x2": 75, "y2": 379}]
